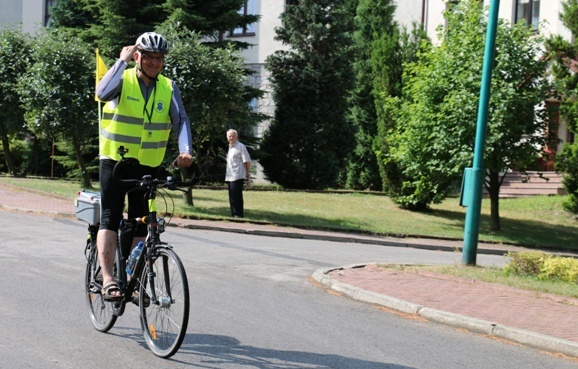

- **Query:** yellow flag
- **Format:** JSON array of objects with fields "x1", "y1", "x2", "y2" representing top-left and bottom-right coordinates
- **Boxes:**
[{"x1": 95, "y1": 49, "x2": 108, "y2": 101}]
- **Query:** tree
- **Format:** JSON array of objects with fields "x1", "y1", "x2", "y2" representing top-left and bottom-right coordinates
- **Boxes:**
[
  {"x1": 386, "y1": 0, "x2": 552, "y2": 230},
  {"x1": 163, "y1": 0, "x2": 259, "y2": 48},
  {"x1": 160, "y1": 25, "x2": 264, "y2": 183},
  {"x1": 0, "y1": 26, "x2": 33, "y2": 176},
  {"x1": 344, "y1": 0, "x2": 398, "y2": 191},
  {"x1": 50, "y1": 0, "x2": 167, "y2": 56},
  {"x1": 49, "y1": 0, "x2": 260, "y2": 56},
  {"x1": 261, "y1": 0, "x2": 355, "y2": 189},
  {"x1": 373, "y1": 24, "x2": 428, "y2": 201},
  {"x1": 18, "y1": 29, "x2": 98, "y2": 188},
  {"x1": 547, "y1": 0, "x2": 578, "y2": 214}
]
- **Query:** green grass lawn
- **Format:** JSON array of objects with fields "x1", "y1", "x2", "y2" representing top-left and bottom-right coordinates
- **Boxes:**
[{"x1": 1, "y1": 176, "x2": 577, "y2": 251}]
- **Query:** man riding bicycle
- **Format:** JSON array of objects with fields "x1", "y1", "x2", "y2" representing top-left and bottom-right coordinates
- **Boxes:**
[{"x1": 95, "y1": 32, "x2": 193, "y2": 301}]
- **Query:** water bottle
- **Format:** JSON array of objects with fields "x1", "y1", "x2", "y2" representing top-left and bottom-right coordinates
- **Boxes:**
[{"x1": 125, "y1": 241, "x2": 144, "y2": 276}]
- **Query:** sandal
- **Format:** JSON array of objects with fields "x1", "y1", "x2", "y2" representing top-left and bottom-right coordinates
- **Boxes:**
[{"x1": 102, "y1": 281, "x2": 124, "y2": 302}]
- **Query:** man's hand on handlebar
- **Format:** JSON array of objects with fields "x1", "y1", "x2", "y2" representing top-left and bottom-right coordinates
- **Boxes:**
[{"x1": 173, "y1": 153, "x2": 194, "y2": 168}]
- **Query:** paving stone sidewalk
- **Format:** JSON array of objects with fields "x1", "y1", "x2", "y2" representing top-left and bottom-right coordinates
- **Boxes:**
[{"x1": 328, "y1": 264, "x2": 578, "y2": 347}]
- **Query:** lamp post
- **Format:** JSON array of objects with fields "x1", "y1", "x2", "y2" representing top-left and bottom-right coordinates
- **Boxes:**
[{"x1": 462, "y1": 0, "x2": 501, "y2": 265}]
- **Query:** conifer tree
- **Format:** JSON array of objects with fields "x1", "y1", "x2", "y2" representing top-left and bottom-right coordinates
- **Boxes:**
[
  {"x1": 344, "y1": 0, "x2": 398, "y2": 191},
  {"x1": 261, "y1": 0, "x2": 355, "y2": 189}
]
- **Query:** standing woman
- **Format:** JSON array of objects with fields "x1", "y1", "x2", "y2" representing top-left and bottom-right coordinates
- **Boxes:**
[{"x1": 225, "y1": 129, "x2": 251, "y2": 217}]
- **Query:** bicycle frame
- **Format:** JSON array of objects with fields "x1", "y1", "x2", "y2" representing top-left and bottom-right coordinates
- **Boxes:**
[{"x1": 118, "y1": 178, "x2": 170, "y2": 308}]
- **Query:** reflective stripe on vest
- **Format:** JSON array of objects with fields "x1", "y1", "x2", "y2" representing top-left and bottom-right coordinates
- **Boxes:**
[{"x1": 100, "y1": 68, "x2": 173, "y2": 167}]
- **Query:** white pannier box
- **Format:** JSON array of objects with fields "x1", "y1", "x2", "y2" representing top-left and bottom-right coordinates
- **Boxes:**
[{"x1": 75, "y1": 190, "x2": 101, "y2": 225}]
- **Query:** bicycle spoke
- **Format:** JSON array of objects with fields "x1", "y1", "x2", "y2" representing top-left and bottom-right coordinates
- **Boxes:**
[{"x1": 140, "y1": 247, "x2": 189, "y2": 358}]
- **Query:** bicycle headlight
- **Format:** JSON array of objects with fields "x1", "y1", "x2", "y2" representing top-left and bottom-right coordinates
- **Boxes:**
[{"x1": 157, "y1": 217, "x2": 166, "y2": 233}]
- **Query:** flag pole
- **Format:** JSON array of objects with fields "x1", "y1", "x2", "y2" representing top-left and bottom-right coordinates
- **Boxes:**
[{"x1": 95, "y1": 48, "x2": 108, "y2": 158}]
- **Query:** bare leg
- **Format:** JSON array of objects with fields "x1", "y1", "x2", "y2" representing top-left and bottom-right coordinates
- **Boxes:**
[{"x1": 97, "y1": 229, "x2": 120, "y2": 297}]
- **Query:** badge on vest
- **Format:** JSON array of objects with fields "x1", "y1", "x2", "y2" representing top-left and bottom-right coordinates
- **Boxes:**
[{"x1": 155, "y1": 100, "x2": 166, "y2": 113}]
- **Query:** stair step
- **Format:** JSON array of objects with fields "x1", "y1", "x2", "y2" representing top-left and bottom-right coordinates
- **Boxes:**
[{"x1": 482, "y1": 171, "x2": 566, "y2": 198}]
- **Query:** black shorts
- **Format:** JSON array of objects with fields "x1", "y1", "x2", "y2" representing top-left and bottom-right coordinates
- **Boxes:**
[{"x1": 99, "y1": 159, "x2": 159, "y2": 236}]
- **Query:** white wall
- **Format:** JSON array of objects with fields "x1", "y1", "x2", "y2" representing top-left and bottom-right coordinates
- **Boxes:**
[
  {"x1": 0, "y1": 0, "x2": 45, "y2": 34},
  {"x1": 22, "y1": 0, "x2": 45, "y2": 34},
  {"x1": 232, "y1": 0, "x2": 288, "y2": 64},
  {"x1": 395, "y1": 0, "x2": 424, "y2": 31},
  {"x1": 0, "y1": 0, "x2": 23, "y2": 29}
]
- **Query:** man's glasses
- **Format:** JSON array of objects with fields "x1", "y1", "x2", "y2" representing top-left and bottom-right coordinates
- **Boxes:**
[{"x1": 140, "y1": 52, "x2": 164, "y2": 62}]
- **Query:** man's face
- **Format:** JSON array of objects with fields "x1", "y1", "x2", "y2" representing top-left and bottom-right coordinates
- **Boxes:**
[
  {"x1": 227, "y1": 132, "x2": 237, "y2": 146},
  {"x1": 136, "y1": 50, "x2": 164, "y2": 77}
]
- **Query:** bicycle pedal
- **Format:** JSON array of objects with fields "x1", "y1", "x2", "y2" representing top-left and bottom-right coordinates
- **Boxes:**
[
  {"x1": 131, "y1": 293, "x2": 151, "y2": 308},
  {"x1": 89, "y1": 284, "x2": 102, "y2": 294}
]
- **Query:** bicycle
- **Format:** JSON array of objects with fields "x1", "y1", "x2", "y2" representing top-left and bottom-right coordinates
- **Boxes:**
[{"x1": 77, "y1": 149, "x2": 196, "y2": 358}]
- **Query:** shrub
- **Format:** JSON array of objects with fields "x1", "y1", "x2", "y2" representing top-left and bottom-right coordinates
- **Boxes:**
[
  {"x1": 505, "y1": 251, "x2": 578, "y2": 283},
  {"x1": 539, "y1": 256, "x2": 578, "y2": 283},
  {"x1": 503, "y1": 251, "x2": 548, "y2": 276}
]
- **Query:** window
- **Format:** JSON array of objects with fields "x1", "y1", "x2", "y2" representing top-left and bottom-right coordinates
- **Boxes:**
[
  {"x1": 248, "y1": 98, "x2": 258, "y2": 113},
  {"x1": 231, "y1": 0, "x2": 256, "y2": 37},
  {"x1": 286, "y1": 0, "x2": 300, "y2": 7},
  {"x1": 44, "y1": 0, "x2": 56, "y2": 26},
  {"x1": 515, "y1": 0, "x2": 540, "y2": 30}
]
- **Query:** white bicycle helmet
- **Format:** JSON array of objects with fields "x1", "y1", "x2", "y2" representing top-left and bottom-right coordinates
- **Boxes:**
[{"x1": 136, "y1": 32, "x2": 169, "y2": 54}]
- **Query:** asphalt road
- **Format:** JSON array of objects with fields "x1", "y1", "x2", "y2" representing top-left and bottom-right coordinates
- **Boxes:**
[{"x1": 0, "y1": 211, "x2": 576, "y2": 368}]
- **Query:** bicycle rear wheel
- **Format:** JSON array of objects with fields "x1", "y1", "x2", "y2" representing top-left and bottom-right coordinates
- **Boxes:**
[
  {"x1": 85, "y1": 240, "x2": 117, "y2": 332},
  {"x1": 139, "y1": 247, "x2": 189, "y2": 358}
]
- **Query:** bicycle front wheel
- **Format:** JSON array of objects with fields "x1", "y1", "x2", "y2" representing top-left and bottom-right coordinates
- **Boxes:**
[
  {"x1": 85, "y1": 242, "x2": 117, "y2": 332},
  {"x1": 139, "y1": 247, "x2": 189, "y2": 358}
]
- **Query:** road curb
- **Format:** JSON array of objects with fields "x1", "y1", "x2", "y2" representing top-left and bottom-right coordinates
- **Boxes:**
[{"x1": 312, "y1": 265, "x2": 578, "y2": 359}]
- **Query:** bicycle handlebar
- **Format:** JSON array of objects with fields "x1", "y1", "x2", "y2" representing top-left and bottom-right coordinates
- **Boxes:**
[{"x1": 112, "y1": 154, "x2": 197, "y2": 191}]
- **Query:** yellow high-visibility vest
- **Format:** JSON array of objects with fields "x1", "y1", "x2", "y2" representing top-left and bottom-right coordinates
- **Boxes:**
[{"x1": 100, "y1": 68, "x2": 172, "y2": 167}]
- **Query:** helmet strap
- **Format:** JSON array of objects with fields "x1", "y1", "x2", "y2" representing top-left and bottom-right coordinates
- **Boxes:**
[
  {"x1": 136, "y1": 59, "x2": 159, "y2": 83},
  {"x1": 138, "y1": 66, "x2": 158, "y2": 80}
]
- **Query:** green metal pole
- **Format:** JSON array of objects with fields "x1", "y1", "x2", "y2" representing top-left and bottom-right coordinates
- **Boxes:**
[{"x1": 462, "y1": 0, "x2": 501, "y2": 265}]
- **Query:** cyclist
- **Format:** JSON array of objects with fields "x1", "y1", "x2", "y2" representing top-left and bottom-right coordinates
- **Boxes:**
[{"x1": 95, "y1": 32, "x2": 193, "y2": 301}]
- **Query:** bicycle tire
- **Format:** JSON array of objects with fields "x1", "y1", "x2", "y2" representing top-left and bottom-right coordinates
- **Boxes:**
[
  {"x1": 139, "y1": 247, "x2": 190, "y2": 358},
  {"x1": 85, "y1": 240, "x2": 117, "y2": 332}
]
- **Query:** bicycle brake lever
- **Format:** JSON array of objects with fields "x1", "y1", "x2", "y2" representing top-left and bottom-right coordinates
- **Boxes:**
[{"x1": 166, "y1": 176, "x2": 176, "y2": 190}]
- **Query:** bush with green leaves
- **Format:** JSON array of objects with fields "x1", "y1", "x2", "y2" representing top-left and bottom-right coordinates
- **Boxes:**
[
  {"x1": 504, "y1": 251, "x2": 578, "y2": 283},
  {"x1": 539, "y1": 256, "x2": 578, "y2": 283},
  {"x1": 503, "y1": 251, "x2": 547, "y2": 276},
  {"x1": 0, "y1": 26, "x2": 33, "y2": 177},
  {"x1": 18, "y1": 29, "x2": 97, "y2": 188}
]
